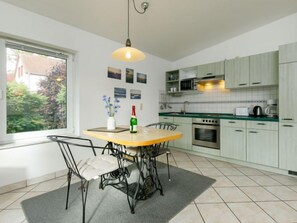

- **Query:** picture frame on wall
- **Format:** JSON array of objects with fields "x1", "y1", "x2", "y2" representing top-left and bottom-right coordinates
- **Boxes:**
[
  {"x1": 126, "y1": 68, "x2": 134, "y2": 83},
  {"x1": 137, "y1": 72, "x2": 147, "y2": 84},
  {"x1": 108, "y1": 67, "x2": 121, "y2": 80},
  {"x1": 114, "y1": 87, "x2": 126, "y2": 98},
  {"x1": 130, "y1": 89, "x2": 141, "y2": 99}
]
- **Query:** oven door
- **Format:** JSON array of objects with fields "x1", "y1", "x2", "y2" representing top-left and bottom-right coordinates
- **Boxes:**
[{"x1": 192, "y1": 124, "x2": 220, "y2": 149}]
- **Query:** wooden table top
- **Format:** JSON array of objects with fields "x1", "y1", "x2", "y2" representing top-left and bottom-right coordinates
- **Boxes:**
[{"x1": 84, "y1": 126, "x2": 182, "y2": 147}]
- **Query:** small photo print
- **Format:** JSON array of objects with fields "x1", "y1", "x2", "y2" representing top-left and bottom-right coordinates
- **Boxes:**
[
  {"x1": 108, "y1": 67, "x2": 121, "y2": 80},
  {"x1": 114, "y1": 87, "x2": 126, "y2": 98},
  {"x1": 137, "y1": 72, "x2": 147, "y2": 84},
  {"x1": 126, "y1": 68, "x2": 134, "y2": 83},
  {"x1": 130, "y1": 89, "x2": 141, "y2": 99}
]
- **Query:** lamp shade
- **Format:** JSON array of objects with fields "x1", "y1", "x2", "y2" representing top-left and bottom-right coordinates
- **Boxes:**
[{"x1": 111, "y1": 46, "x2": 145, "y2": 62}]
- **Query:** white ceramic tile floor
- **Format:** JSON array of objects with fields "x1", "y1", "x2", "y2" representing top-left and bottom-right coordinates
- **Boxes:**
[{"x1": 1, "y1": 150, "x2": 297, "y2": 222}]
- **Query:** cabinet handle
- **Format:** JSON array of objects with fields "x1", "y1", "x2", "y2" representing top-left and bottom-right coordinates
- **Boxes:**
[
  {"x1": 206, "y1": 72, "x2": 213, "y2": 76},
  {"x1": 257, "y1": 123, "x2": 266, "y2": 125},
  {"x1": 252, "y1": 82, "x2": 261, "y2": 85},
  {"x1": 239, "y1": 83, "x2": 247, "y2": 86},
  {"x1": 282, "y1": 118, "x2": 293, "y2": 121},
  {"x1": 283, "y1": 125, "x2": 293, "y2": 127},
  {"x1": 228, "y1": 121, "x2": 236, "y2": 123},
  {"x1": 163, "y1": 117, "x2": 168, "y2": 119},
  {"x1": 249, "y1": 131, "x2": 258, "y2": 133},
  {"x1": 235, "y1": 130, "x2": 243, "y2": 132}
]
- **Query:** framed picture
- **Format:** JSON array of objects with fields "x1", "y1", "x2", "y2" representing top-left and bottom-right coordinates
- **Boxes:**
[
  {"x1": 137, "y1": 72, "x2": 147, "y2": 84},
  {"x1": 130, "y1": 89, "x2": 141, "y2": 99},
  {"x1": 114, "y1": 87, "x2": 126, "y2": 98},
  {"x1": 108, "y1": 67, "x2": 121, "y2": 80},
  {"x1": 126, "y1": 68, "x2": 134, "y2": 83}
]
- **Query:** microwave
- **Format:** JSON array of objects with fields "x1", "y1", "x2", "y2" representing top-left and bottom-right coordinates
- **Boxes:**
[{"x1": 180, "y1": 78, "x2": 197, "y2": 91}]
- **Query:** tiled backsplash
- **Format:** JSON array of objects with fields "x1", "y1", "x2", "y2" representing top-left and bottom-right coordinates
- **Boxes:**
[{"x1": 160, "y1": 82, "x2": 278, "y2": 114}]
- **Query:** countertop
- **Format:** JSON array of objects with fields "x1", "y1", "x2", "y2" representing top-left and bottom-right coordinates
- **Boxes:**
[{"x1": 159, "y1": 112, "x2": 279, "y2": 122}]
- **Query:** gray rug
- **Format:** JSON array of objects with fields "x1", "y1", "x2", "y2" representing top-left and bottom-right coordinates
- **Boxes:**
[{"x1": 21, "y1": 163, "x2": 215, "y2": 223}]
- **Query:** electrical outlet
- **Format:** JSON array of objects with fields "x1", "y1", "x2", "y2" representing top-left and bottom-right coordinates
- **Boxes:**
[{"x1": 140, "y1": 103, "x2": 143, "y2": 110}]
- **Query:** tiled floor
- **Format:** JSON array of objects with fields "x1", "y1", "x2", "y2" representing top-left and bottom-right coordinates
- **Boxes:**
[{"x1": 2, "y1": 150, "x2": 297, "y2": 222}]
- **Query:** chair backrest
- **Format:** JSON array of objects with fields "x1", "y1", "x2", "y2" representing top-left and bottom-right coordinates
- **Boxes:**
[{"x1": 47, "y1": 135, "x2": 97, "y2": 179}]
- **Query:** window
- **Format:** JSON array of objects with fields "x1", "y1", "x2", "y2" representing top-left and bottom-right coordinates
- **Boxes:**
[{"x1": 0, "y1": 39, "x2": 74, "y2": 144}]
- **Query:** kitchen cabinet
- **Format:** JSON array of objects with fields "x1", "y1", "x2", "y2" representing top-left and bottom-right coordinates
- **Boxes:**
[
  {"x1": 225, "y1": 56, "x2": 249, "y2": 88},
  {"x1": 165, "y1": 70, "x2": 180, "y2": 94},
  {"x1": 249, "y1": 51, "x2": 278, "y2": 87},
  {"x1": 279, "y1": 123, "x2": 297, "y2": 171},
  {"x1": 220, "y1": 120, "x2": 246, "y2": 161},
  {"x1": 197, "y1": 61, "x2": 224, "y2": 78},
  {"x1": 247, "y1": 121, "x2": 278, "y2": 167},
  {"x1": 279, "y1": 62, "x2": 297, "y2": 122},
  {"x1": 279, "y1": 42, "x2": 297, "y2": 64}
]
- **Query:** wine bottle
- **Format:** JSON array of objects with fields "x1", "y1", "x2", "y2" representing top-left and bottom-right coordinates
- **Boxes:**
[{"x1": 130, "y1": 105, "x2": 137, "y2": 133}]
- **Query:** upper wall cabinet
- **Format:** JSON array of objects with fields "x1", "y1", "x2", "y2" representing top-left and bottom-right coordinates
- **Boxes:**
[
  {"x1": 197, "y1": 61, "x2": 224, "y2": 78},
  {"x1": 225, "y1": 56, "x2": 249, "y2": 89},
  {"x1": 249, "y1": 51, "x2": 278, "y2": 87},
  {"x1": 165, "y1": 70, "x2": 180, "y2": 94},
  {"x1": 279, "y1": 42, "x2": 297, "y2": 64}
]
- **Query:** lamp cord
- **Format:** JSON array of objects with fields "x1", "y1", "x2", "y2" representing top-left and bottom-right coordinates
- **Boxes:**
[
  {"x1": 132, "y1": 0, "x2": 147, "y2": 14},
  {"x1": 127, "y1": 0, "x2": 130, "y2": 39}
]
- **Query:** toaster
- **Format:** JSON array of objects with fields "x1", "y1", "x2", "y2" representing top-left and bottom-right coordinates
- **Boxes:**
[{"x1": 235, "y1": 107, "x2": 249, "y2": 116}]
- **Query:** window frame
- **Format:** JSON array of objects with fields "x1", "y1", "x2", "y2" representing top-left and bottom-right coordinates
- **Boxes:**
[{"x1": 0, "y1": 38, "x2": 75, "y2": 145}]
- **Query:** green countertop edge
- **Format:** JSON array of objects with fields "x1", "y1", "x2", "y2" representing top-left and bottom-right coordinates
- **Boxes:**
[{"x1": 159, "y1": 112, "x2": 279, "y2": 122}]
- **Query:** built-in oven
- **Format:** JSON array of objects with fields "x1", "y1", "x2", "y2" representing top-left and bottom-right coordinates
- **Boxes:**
[{"x1": 192, "y1": 118, "x2": 220, "y2": 149}]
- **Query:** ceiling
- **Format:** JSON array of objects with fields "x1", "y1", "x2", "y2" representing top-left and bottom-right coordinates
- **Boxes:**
[{"x1": 1, "y1": 0, "x2": 297, "y2": 61}]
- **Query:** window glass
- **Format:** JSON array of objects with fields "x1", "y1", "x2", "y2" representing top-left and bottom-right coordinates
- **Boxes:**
[{"x1": 6, "y1": 47, "x2": 67, "y2": 134}]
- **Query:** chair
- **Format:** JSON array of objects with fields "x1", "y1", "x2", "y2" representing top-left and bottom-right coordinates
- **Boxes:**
[
  {"x1": 125, "y1": 122, "x2": 177, "y2": 181},
  {"x1": 47, "y1": 135, "x2": 128, "y2": 223}
]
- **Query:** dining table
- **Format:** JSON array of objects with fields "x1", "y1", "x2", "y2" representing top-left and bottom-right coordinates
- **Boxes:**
[{"x1": 83, "y1": 125, "x2": 182, "y2": 213}]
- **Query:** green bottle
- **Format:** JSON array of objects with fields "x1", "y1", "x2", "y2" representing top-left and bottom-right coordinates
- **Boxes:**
[{"x1": 130, "y1": 105, "x2": 137, "y2": 133}]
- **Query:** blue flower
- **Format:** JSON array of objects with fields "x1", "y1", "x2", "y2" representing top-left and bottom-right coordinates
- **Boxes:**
[{"x1": 102, "y1": 95, "x2": 120, "y2": 117}]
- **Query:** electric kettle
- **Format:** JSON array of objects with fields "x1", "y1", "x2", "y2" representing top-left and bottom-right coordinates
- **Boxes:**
[{"x1": 253, "y1": 106, "x2": 262, "y2": 117}]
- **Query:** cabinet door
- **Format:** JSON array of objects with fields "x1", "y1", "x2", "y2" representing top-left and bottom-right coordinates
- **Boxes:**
[
  {"x1": 197, "y1": 61, "x2": 224, "y2": 78},
  {"x1": 220, "y1": 127, "x2": 246, "y2": 161},
  {"x1": 247, "y1": 129, "x2": 278, "y2": 167},
  {"x1": 279, "y1": 63, "x2": 297, "y2": 122},
  {"x1": 249, "y1": 51, "x2": 278, "y2": 87},
  {"x1": 279, "y1": 123, "x2": 297, "y2": 171},
  {"x1": 279, "y1": 42, "x2": 297, "y2": 64},
  {"x1": 174, "y1": 123, "x2": 192, "y2": 150},
  {"x1": 225, "y1": 57, "x2": 249, "y2": 89}
]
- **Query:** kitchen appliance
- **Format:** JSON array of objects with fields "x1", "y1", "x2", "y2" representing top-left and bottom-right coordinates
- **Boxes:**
[
  {"x1": 235, "y1": 107, "x2": 249, "y2": 116},
  {"x1": 192, "y1": 118, "x2": 220, "y2": 149},
  {"x1": 180, "y1": 78, "x2": 197, "y2": 91},
  {"x1": 264, "y1": 99, "x2": 278, "y2": 117},
  {"x1": 197, "y1": 74, "x2": 224, "y2": 83},
  {"x1": 253, "y1": 106, "x2": 262, "y2": 117}
]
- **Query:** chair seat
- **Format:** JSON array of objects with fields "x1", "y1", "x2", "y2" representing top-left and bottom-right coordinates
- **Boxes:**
[{"x1": 77, "y1": 155, "x2": 119, "y2": 181}]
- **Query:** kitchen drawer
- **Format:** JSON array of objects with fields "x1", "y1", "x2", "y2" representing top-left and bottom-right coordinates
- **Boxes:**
[
  {"x1": 159, "y1": 116, "x2": 174, "y2": 123},
  {"x1": 220, "y1": 119, "x2": 246, "y2": 128},
  {"x1": 174, "y1": 117, "x2": 192, "y2": 124},
  {"x1": 247, "y1": 121, "x2": 278, "y2": 131}
]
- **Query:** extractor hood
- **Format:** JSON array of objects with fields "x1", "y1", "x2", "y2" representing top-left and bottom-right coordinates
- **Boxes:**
[{"x1": 196, "y1": 74, "x2": 225, "y2": 83}]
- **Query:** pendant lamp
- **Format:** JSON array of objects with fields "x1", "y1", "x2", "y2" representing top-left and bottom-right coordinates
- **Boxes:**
[{"x1": 112, "y1": 0, "x2": 149, "y2": 62}]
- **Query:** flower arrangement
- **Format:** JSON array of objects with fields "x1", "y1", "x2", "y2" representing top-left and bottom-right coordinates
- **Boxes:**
[{"x1": 102, "y1": 95, "x2": 120, "y2": 117}]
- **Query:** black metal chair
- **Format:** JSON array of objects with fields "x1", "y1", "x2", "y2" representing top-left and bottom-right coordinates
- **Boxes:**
[
  {"x1": 125, "y1": 122, "x2": 178, "y2": 181},
  {"x1": 47, "y1": 135, "x2": 129, "y2": 223}
]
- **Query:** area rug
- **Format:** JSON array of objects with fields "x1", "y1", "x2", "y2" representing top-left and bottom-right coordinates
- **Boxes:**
[{"x1": 21, "y1": 163, "x2": 215, "y2": 223}]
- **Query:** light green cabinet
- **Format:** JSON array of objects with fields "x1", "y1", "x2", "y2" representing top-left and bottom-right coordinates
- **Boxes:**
[
  {"x1": 165, "y1": 70, "x2": 180, "y2": 94},
  {"x1": 249, "y1": 51, "x2": 278, "y2": 87},
  {"x1": 159, "y1": 116, "x2": 174, "y2": 123},
  {"x1": 197, "y1": 61, "x2": 224, "y2": 78},
  {"x1": 279, "y1": 123, "x2": 297, "y2": 171},
  {"x1": 279, "y1": 42, "x2": 297, "y2": 64},
  {"x1": 225, "y1": 56, "x2": 249, "y2": 88},
  {"x1": 247, "y1": 121, "x2": 278, "y2": 167},
  {"x1": 220, "y1": 120, "x2": 246, "y2": 161},
  {"x1": 173, "y1": 117, "x2": 192, "y2": 150},
  {"x1": 279, "y1": 63, "x2": 297, "y2": 122}
]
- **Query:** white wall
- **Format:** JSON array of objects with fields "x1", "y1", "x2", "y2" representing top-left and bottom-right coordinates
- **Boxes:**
[{"x1": 0, "y1": 1, "x2": 170, "y2": 187}]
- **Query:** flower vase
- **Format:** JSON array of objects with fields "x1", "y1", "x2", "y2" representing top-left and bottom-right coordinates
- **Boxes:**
[{"x1": 107, "y1": 116, "x2": 116, "y2": 130}]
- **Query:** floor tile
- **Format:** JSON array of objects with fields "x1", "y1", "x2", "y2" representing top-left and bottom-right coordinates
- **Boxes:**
[
  {"x1": 270, "y1": 175, "x2": 297, "y2": 186},
  {"x1": 198, "y1": 167, "x2": 223, "y2": 176},
  {"x1": 31, "y1": 179, "x2": 66, "y2": 192},
  {"x1": 227, "y1": 176, "x2": 258, "y2": 186},
  {"x1": 236, "y1": 167, "x2": 264, "y2": 176},
  {"x1": 195, "y1": 187, "x2": 223, "y2": 203},
  {"x1": 7, "y1": 192, "x2": 44, "y2": 209},
  {"x1": 209, "y1": 161, "x2": 233, "y2": 168},
  {"x1": 264, "y1": 186, "x2": 297, "y2": 200},
  {"x1": 239, "y1": 186, "x2": 279, "y2": 202},
  {"x1": 249, "y1": 176, "x2": 282, "y2": 186},
  {"x1": 176, "y1": 161, "x2": 196, "y2": 168},
  {"x1": 173, "y1": 156, "x2": 192, "y2": 162},
  {"x1": 257, "y1": 201, "x2": 297, "y2": 223},
  {"x1": 189, "y1": 156, "x2": 208, "y2": 162},
  {"x1": 214, "y1": 187, "x2": 251, "y2": 202},
  {"x1": 197, "y1": 203, "x2": 240, "y2": 223},
  {"x1": 10, "y1": 185, "x2": 38, "y2": 193},
  {"x1": 218, "y1": 167, "x2": 244, "y2": 176},
  {"x1": 227, "y1": 202, "x2": 275, "y2": 223},
  {"x1": 211, "y1": 176, "x2": 236, "y2": 187},
  {"x1": 286, "y1": 201, "x2": 297, "y2": 211},
  {"x1": 169, "y1": 203, "x2": 204, "y2": 223},
  {"x1": 0, "y1": 193, "x2": 26, "y2": 209},
  {"x1": 289, "y1": 186, "x2": 297, "y2": 193},
  {"x1": 0, "y1": 209, "x2": 26, "y2": 223},
  {"x1": 193, "y1": 161, "x2": 214, "y2": 168}
]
